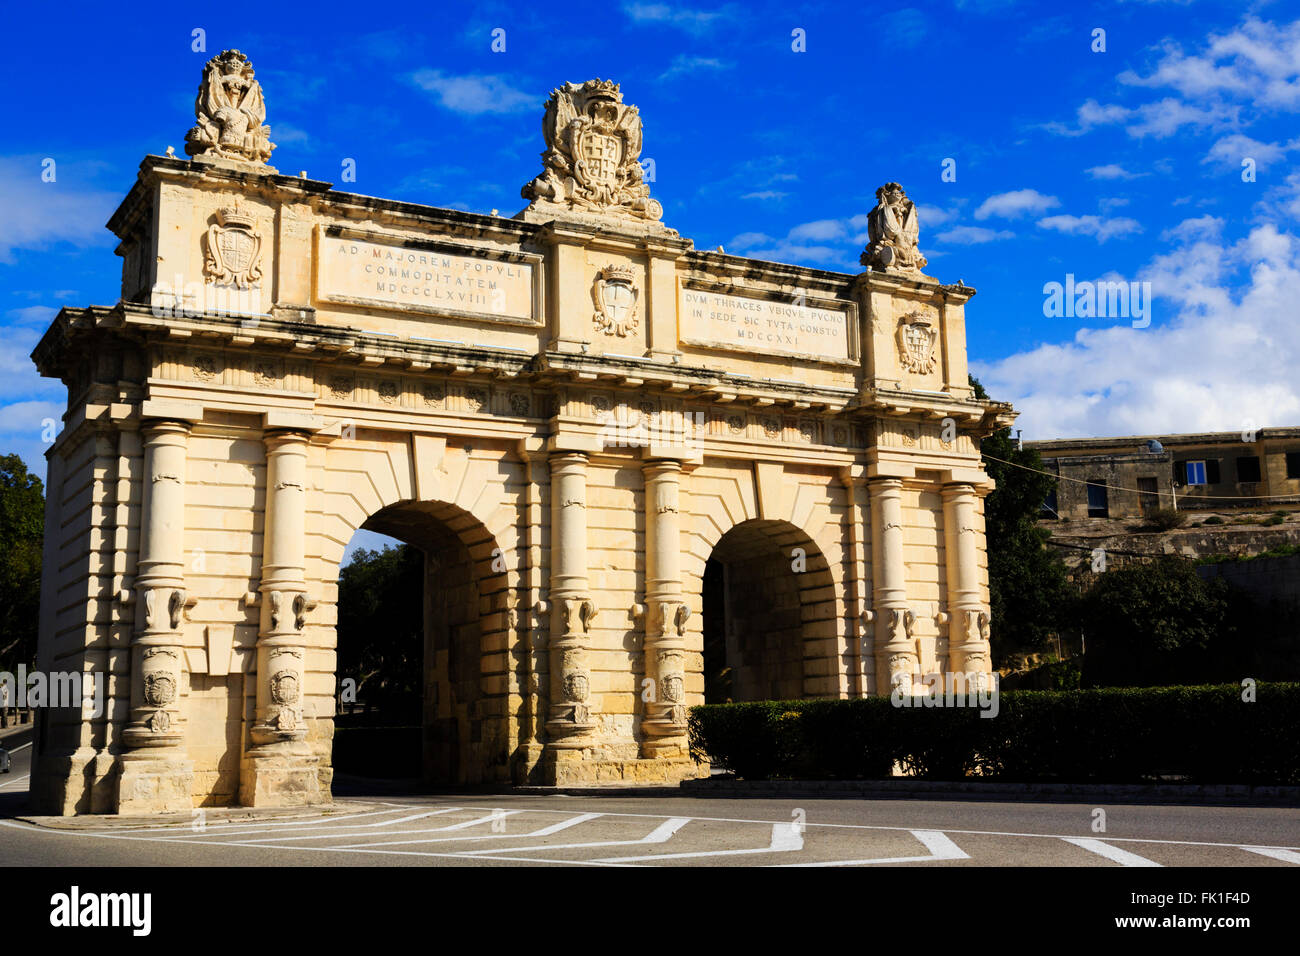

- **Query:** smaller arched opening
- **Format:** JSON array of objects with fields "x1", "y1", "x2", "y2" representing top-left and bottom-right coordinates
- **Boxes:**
[{"x1": 701, "y1": 519, "x2": 837, "y2": 703}]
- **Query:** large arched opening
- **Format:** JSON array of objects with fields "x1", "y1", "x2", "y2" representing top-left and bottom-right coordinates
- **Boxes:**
[
  {"x1": 330, "y1": 499, "x2": 512, "y2": 790},
  {"x1": 701, "y1": 519, "x2": 838, "y2": 703}
]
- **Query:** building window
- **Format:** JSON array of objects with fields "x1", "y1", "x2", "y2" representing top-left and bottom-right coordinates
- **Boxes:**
[
  {"x1": 1237, "y1": 456, "x2": 1262, "y2": 483},
  {"x1": 1041, "y1": 489, "x2": 1058, "y2": 517},
  {"x1": 1086, "y1": 479, "x2": 1109, "y2": 518},
  {"x1": 1288, "y1": 452, "x2": 1300, "y2": 480},
  {"x1": 1185, "y1": 460, "x2": 1207, "y2": 485}
]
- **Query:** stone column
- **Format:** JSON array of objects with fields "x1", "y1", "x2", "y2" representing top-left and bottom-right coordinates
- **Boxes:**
[
  {"x1": 868, "y1": 477, "x2": 917, "y2": 694},
  {"x1": 839, "y1": 466, "x2": 870, "y2": 696},
  {"x1": 640, "y1": 459, "x2": 689, "y2": 756},
  {"x1": 117, "y1": 420, "x2": 195, "y2": 814},
  {"x1": 942, "y1": 483, "x2": 992, "y2": 685},
  {"x1": 240, "y1": 429, "x2": 321, "y2": 806},
  {"x1": 545, "y1": 452, "x2": 597, "y2": 746}
]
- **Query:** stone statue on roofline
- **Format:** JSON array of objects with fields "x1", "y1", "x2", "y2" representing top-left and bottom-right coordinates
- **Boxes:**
[
  {"x1": 185, "y1": 49, "x2": 276, "y2": 165},
  {"x1": 861, "y1": 181, "x2": 927, "y2": 274},
  {"x1": 521, "y1": 79, "x2": 662, "y2": 223}
]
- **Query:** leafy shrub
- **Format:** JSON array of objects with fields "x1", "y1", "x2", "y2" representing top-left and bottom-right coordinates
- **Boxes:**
[
  {"x1": 1146, "y1": 508, "x2": 1187, "y2": 531},
  {"x1": 1201, "y1": 516, "x2": 1224, "y2": 525},
  {"x1": 689, "y1": 683, "x2": 1300, "y2": 784}
]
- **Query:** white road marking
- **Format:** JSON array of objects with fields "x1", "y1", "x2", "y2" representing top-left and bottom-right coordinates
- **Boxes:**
[
  {"x1": 80, "y1": 805, "x2": 429, "y2": 836},
  {"x1": 462, "y1": 815, "x2": 684, "y2": 855},
  {"x1": 1239, "y1": 846, "x2": 1300, "y2": 864},
  {"x1": 0, "y1": 773, "x2": 30, "y2": 789},
  {"x1": 1063, "y1": 838, "x2": 1162, "y2": 867},
  {"x1": 594, "y1": 821, "x2": 803, "y2": 863},
  {"x1": 4, "y1": 741, "x2": 32, "y2": 753},
  {"x1": 2, "y1": 800, "x2": 1296, "y2": 868},
  {"x1": 778, "y1": 829, "x2": 970, "y2": 867},
  {"x1": 179, "y1": 808, "x2": 468, "y2": 843},
  {"x1": 331, "y1": 811, "x2": 603, "y2": 850}
]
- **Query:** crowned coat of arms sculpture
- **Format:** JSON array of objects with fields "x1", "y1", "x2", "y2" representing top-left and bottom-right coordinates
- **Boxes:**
[{"x1": 521, "y1": 79, "x2": 663, "y2": 223}]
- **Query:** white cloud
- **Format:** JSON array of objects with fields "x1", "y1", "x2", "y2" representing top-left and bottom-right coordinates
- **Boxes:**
[
  {"x1": 883, "y1": 8, "x2": 927, "y2": 47},
  {"x1": 936, "y1": 225, "x2": 1014, "y2": 244},
  {"x1": 1085, "y1": 163, "x2": 1146, "y2": 180},
  {"x1": 740, "y1": 190, "x2": 788, "y2": 201},
  {"x1": 915, "y1": 204, "x2": 960, "y2": 228},
  {"x1": 1203, "y1": 133, "x2": 1295, "y2": 171},
  {"x1": 975, "y1": 189, "x2": 1059, "y2": 220},
  {"x1": 659, "y1": 55, "x2": 729, "y2": 81},
  {"x1": 6, "y1": 306, "x2": 56, "y2": 326},
  {"x1": 1043, "y1": 96, "x2": 1225, "y2": 139},
  {"x1": 788, "y1": 219, "x2": 846, "y2": 242},
  {"x1": 1118, "y1": 17, "x2": 1300, "y2": 110},
  {"x1": 622, "y1": 2, "x2": 731, "y2": 34},
  {"x1": 1036, "y1": 214, "x2": 1143, "y2": 242},
  {"x1": 976, "y1": 221, "x2": 1300, "y2": 440},
  {"x1": 0, "y1": 157, "x2": 118, "y2": 263},
  {"x1": 727, "y1": 216, "x2": 857, "y2": 267},
  {"x1": 410, "y1": 71, "x2": 534, "y2": 114}
]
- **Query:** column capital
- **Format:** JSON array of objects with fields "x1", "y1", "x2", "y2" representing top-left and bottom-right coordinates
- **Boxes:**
[
  {"x1": 264, "y1": 428, "x2": 314, "y2": 449},
  {"x1": 550, "y1": 449, "x2": 590, "y2": 469},
  {"x1": 141, "y1": 418, "x2": 193, "y2": 441},
  {"x1": 642, "y1": 457, "x2": 684, "y2": 478}
]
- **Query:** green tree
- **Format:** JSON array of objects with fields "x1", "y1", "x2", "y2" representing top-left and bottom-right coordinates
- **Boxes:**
[
  {"x1": 1076, "y1": 556, "x2": 1230, "y2": 686},
  {"x1": 336, "y1": 544, "x2": 424, "y2": 721},
  {"x1": 0, "y1": 454, "x2": 44, "y2": 672},
  {"x1": 969, "y1": 376, "x2": 1069, "y2": 663}
]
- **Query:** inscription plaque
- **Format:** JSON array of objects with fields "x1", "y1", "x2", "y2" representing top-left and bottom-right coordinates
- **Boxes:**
[{"x1": 317, "y1": 229, "x2": 538, "y2": 324}]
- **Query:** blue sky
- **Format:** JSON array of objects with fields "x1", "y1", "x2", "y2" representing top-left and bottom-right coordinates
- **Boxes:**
[{"x1": 4, "y1": 0, "x2": 1300, "y2": 509}]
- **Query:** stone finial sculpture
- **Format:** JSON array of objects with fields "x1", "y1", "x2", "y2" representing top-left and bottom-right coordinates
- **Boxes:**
[
  {"x1": 861, "y1": 181, "x2": 927, "y2": 273},
  {"x1": 185, "y1": 50, "x2": 276, "y2": 165},
  {"x1": 521, "y1": 79, "x2": 662, "y2": 222}
]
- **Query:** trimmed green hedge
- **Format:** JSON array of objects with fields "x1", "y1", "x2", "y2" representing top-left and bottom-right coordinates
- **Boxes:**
[{"x1": 687, "y1": 683, "x2": 1300, "y2": 784}]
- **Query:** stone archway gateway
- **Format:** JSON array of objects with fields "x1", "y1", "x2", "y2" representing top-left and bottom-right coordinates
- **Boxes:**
[{"x1": 30, "y1": 51, "x2": 1014, "y2": 814}]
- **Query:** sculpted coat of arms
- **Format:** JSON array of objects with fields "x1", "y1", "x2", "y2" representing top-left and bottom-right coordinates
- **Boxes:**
[
  {"x1": 896, "y1": 310, "x2": 939, "y2": 374},
  {"x1": 861, "y1": 182, "x2": 927, "y2": 273},
  {"x1": 185, "y1": 50, "x2": 275, "y2": 164},
  {"x1": 592, "y1": 264, "x2": 639, "y2": 336},
  {"x1": 522, "y1": 79, "x2": 662, "y2": 222},
  {"x1": 204, "y1": 207, "x2": 263, "y2": 288}
]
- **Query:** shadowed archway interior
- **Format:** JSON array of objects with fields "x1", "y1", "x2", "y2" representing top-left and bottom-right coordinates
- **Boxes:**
[
  {"x1": 702, "y1": 519, "x2": 837, "y2": 704},
  {"x1": 333, "y1": 499, "x2": 512, "y2": 788}
]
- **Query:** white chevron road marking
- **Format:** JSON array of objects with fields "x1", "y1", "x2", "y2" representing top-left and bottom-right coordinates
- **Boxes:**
[
  {"x1": 463, "y1": 815, "x2": 686, "y2": 855},
  {"x1": 593, "y1": 821, "x2": 803, "y2": 863},
  {"x1": 778, "y1": 829, "x2": 969, "y2": 866},
  {"x1": 333, "y1": 812, "x2": 605, "y2": 850},
  {"x1": 1238, "y1": 846, "x2": 1300, "y2": 864},
  {"x1": 1063, "y1": 838, "x2": 1162, "y2": 866}
]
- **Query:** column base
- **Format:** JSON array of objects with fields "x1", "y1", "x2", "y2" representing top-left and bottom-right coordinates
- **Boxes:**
[
  {"x1": 239, "y1": 749, "x2": 325, "y2": 808},
  {"x1": 32, "y1": 747, "x2": 118, "y2": 815},
  {"x1": 115, "y1": 752, "x2": 194, "y2": 815}
]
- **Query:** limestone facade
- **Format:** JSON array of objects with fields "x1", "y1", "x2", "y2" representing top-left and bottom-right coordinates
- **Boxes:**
[{"x1": 30, "y1": 55, "x2": 1013, "y2": 813}]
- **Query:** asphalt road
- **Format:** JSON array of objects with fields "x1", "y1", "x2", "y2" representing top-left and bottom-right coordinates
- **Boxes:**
[{"x1": 0, "y1": 766, "x2": 1296, "y2": 867}]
